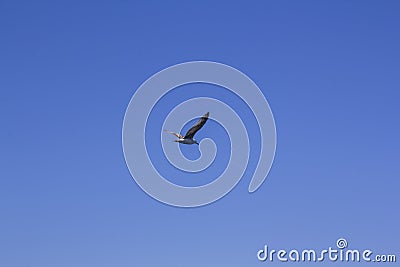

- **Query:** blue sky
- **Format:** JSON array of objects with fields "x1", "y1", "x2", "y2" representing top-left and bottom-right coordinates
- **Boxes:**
[{"x1": 1, "y1": 1, "x2": 399, "y2": 266}]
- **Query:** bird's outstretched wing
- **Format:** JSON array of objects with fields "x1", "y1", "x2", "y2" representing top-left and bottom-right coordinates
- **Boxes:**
[
  {"x1": 184, "y1": 112, "x2": 209, "y2": 139},
  {"x1": 163, "y1": 129, "x2": 183, "y2": 139}
]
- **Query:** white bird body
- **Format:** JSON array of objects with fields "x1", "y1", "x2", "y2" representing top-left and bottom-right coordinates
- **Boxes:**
[
  {"x1": 164, "y1": 112, "x2": 209, "y2": 145},
  {"x1": 175, "y1": 138, "x2": 198, "y2": 144}
]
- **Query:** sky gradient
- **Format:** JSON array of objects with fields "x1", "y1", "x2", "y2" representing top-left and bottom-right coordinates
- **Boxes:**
[{"x1": 1, "y1": 1, "x2": 399, "y2": 266}]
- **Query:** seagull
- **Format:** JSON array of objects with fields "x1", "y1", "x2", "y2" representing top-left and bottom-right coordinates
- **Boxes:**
[{"x1": 164, "y1": 112, "x2": 209, "y2": 145}]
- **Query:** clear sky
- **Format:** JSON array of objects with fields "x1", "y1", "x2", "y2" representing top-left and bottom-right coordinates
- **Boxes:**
[{"x1": 1, "y1": 1, "x2": 399, "y2": 266}]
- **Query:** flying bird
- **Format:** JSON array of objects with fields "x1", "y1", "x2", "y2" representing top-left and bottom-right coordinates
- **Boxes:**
[{"x1": 164, "y1": 112, "x2": 209, "y2": 145}]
